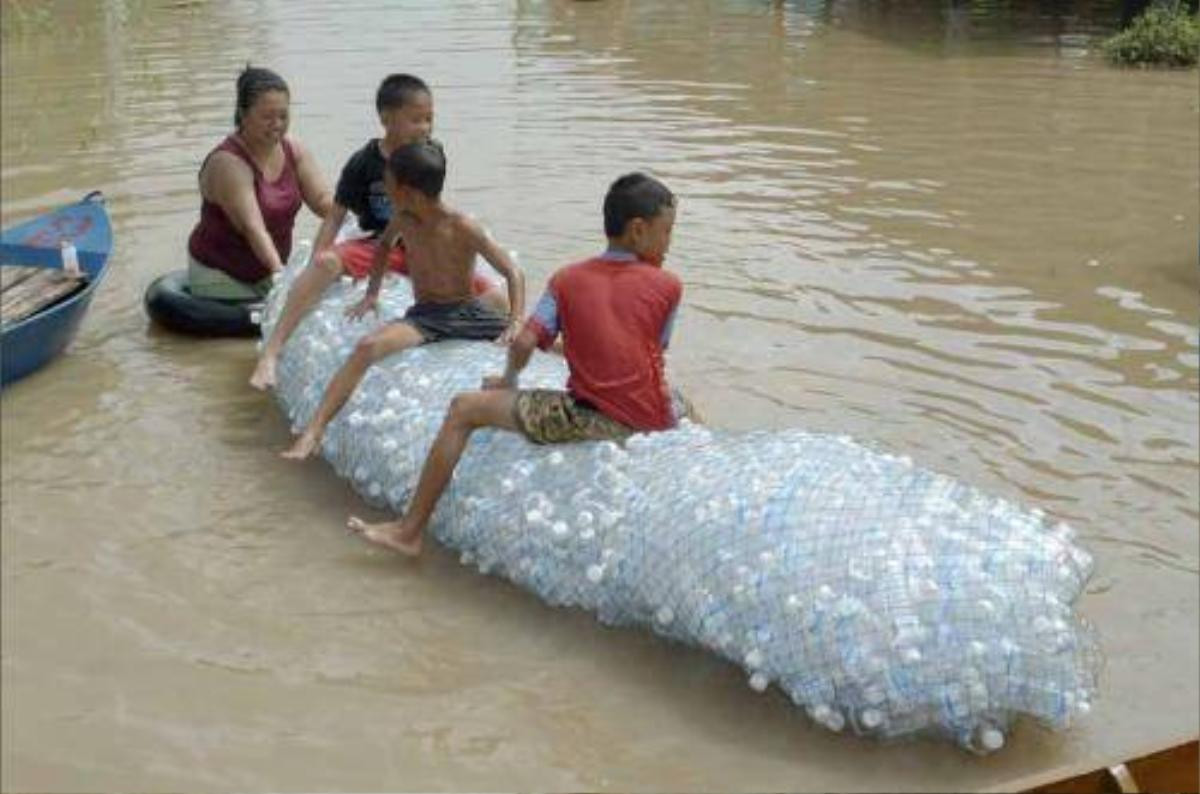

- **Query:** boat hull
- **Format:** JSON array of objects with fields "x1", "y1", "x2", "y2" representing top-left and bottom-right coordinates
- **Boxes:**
[{"x1": 1, "y1": 194, "x2": 112, "y2": 387}]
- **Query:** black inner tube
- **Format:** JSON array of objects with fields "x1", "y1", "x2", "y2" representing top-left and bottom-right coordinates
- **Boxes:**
[{"x1": 144, "y1": 270, "x2": 261, "y2": 338}]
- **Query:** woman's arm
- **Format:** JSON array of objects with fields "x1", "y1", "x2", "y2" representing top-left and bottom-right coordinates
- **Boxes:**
[
  {"x1": 201, "y1": 151, "x2": 285, "y2": 274},
  {"x1": 289, "y1": 137, "x2": 334, "y2": 218}
]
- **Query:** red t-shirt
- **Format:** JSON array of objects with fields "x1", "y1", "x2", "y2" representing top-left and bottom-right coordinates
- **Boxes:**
[{"x1": 525, "y1": 250, "x2": 681, "y2": 431}]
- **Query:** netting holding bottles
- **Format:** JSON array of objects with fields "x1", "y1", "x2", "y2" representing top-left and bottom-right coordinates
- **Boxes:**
[{"x1": 264, "y1": 243, "x2": 1102, "y2": 753}]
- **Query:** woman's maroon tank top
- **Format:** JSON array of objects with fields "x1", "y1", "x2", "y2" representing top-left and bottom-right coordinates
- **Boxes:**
[{"x1": 187, "y1": 135, "x2": 302, "y2": 283}]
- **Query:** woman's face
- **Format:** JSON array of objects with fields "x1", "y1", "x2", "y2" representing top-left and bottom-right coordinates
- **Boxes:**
[{"x1": 241, "y1": 89, "x2": 290, "y2": 144}]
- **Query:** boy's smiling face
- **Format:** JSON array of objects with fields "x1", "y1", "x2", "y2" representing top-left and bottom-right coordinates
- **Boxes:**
[{"x1": 380, "y1": 91, "x2": 434, "y2": 146}]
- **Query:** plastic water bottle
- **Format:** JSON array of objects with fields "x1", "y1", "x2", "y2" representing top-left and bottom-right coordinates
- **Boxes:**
[{"x1": 60, "y1": 241, "x2": 81, "y2": 278}]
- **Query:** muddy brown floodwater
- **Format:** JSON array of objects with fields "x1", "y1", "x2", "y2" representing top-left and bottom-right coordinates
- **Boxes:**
[{"x1": 2, "y1": 1, "x2": 1196, "y2": 790}]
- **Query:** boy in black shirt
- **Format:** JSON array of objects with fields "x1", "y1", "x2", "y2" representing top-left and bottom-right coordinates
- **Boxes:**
[{"x1": 251, "y1": 74, "x2": 502, "y2": 390}]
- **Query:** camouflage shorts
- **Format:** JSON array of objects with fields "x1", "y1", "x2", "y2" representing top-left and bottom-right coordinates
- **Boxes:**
[
  {"x1": 512, "y1": 389, "x2": 698, "y2": 445},
  {"x1": 513, "y1": 390, "x2": 632, "y2": 445}
]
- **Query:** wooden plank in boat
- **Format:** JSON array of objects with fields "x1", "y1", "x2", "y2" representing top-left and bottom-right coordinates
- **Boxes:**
[
  {"x1": 1, "y1": 264, "x2": 45, "y2": 294},
  {"x1": 0, "y1": 268, "x2": 86, "y2": 327}
]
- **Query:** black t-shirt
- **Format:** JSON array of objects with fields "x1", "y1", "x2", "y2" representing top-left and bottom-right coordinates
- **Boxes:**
[
  {"x1": 335, "y1": 139, "x2": 390, "y2": 235},
  {"x1": 335, "y1": 138, "x2": 447, "y2": 236}
]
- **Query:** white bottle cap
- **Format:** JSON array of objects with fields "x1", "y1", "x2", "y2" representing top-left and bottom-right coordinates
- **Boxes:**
[{"x1": 981, "y1": 728, "x2": 1005, "y2": 751}]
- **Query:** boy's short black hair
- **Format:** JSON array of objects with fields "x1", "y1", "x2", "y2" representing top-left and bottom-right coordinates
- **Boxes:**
[
  {"x1": 235, "y1": 65, "x2": 288, "y2": 127},
  {"x1": 376, "y1": 73, "x2": 431, "y2": 113},
  {"x1": 386, "y1": 141, "x2": 446, "y2": 198},
  {"x1": 603, "y1": 172, "x2": 675, "y2": 237}
]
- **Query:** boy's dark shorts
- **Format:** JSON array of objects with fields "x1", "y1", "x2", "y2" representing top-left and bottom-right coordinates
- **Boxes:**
[
  {"x1": 402, "y1": 298, "x2": 508, "y2": 343},
  {"x1": 512, "y1": 389, "x2": 698, "y2": 445}
]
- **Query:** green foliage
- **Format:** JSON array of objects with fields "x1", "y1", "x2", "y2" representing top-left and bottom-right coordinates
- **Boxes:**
[
  {"x1": 1103, "y1": 2, "x2": 1200, "y2": 67},
  {"x1": 2, "y1": 1, "x2": 55, "y2": 39}
]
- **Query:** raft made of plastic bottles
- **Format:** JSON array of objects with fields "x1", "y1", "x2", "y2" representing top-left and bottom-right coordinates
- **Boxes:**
[{"x1": 265, "y1": 243, "x2": 1102, "y2": 754}]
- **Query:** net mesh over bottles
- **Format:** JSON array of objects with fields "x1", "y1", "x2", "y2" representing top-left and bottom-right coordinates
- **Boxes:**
[{"x1": 265, "y1": 245, "x2": 1101, "y2": 753}]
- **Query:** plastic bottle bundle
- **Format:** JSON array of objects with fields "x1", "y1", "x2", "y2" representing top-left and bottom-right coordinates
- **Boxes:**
[{"x1": 264, "y1": 245, "x2": 1102, "y2": 753}]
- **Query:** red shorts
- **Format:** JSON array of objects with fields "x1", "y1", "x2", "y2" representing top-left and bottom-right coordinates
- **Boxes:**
[{"x1": 333, "y1": 238, "x2": 495, "y2": 295}]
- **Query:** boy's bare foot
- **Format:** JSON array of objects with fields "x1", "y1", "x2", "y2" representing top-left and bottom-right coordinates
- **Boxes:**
[
  {"x1": 281, "y1": 430, "x2": 321, "y2": 460},
  {"x1": 347, "y1": 516, "x2": 423, "y2": 557},
  {"x1": 249, "y1": 354, "x2": 278, "y2": 391}
]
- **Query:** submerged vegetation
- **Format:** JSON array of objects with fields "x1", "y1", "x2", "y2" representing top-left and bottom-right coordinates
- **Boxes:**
[
  {"x1": 1, "y1": 0, "x2": 55, "y2": 38},
  {"x1": 1102, "y1": 2, "x2": 1200, "y2": 66},
  {"x1": 2, "y1": 0, "x2": 172, "y2": 40}
]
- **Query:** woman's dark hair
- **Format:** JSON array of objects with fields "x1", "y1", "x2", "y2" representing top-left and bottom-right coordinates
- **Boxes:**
[
  {"x1": 376, "y1": 73, "x2": 431, "y2": 113},
  {"x1": 234, "y1": 66, "x2": 289, "y2": 127},
  {"x1": 603, "y1": 172, "x2": 675, "y2": 237},
  {"x1": 387, "y1": 140, "x2": 446, "y2": 198}
]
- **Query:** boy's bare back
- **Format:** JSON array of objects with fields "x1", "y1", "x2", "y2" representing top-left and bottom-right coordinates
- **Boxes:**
[{"x1": 397, "y1": 205, "x2": 485, "y2": 304}]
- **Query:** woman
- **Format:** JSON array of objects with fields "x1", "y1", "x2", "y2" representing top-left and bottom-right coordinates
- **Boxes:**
[{"x1": 188, "y1": 66, "x2": 332, "y2": 300}]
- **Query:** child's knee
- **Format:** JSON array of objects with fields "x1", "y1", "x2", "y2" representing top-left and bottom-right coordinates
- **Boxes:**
[
  {"x1": 447, "y1": 392, "x2": 487, "y2": 428},
  {"x1": 355, "y1": 326, "x2": 420, "y2": 364},
  {"x1": 352, "y1": 334, "x2": 383, "y2": 363},
  {"x1": 314, "y1": 250, "x2": 342, "y2": 276},
  {"x1": 447, "y1": 393, "x2": 475, "y2": 422}
]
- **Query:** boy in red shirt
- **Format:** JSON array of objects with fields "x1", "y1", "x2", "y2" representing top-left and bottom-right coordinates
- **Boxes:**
[{"x1": 348, "y1": 172, "x2": 693, "y2": 556}]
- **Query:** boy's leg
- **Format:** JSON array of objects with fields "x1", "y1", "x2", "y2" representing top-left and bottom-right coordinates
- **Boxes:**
[
  {"x1": 282, "y1": 322, "x2": 425, "y2": 460},
  {"x1": 250, "y1": 249, "x2": 342, "y2": 390},
  {"x1": 347, "y1": 389, "x2": 520, "y2": 556}
]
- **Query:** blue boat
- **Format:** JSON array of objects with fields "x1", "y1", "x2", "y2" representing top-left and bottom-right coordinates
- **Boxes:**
[{"x1": 1, "y1": 193, "x2": 112, "y2": 387}]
